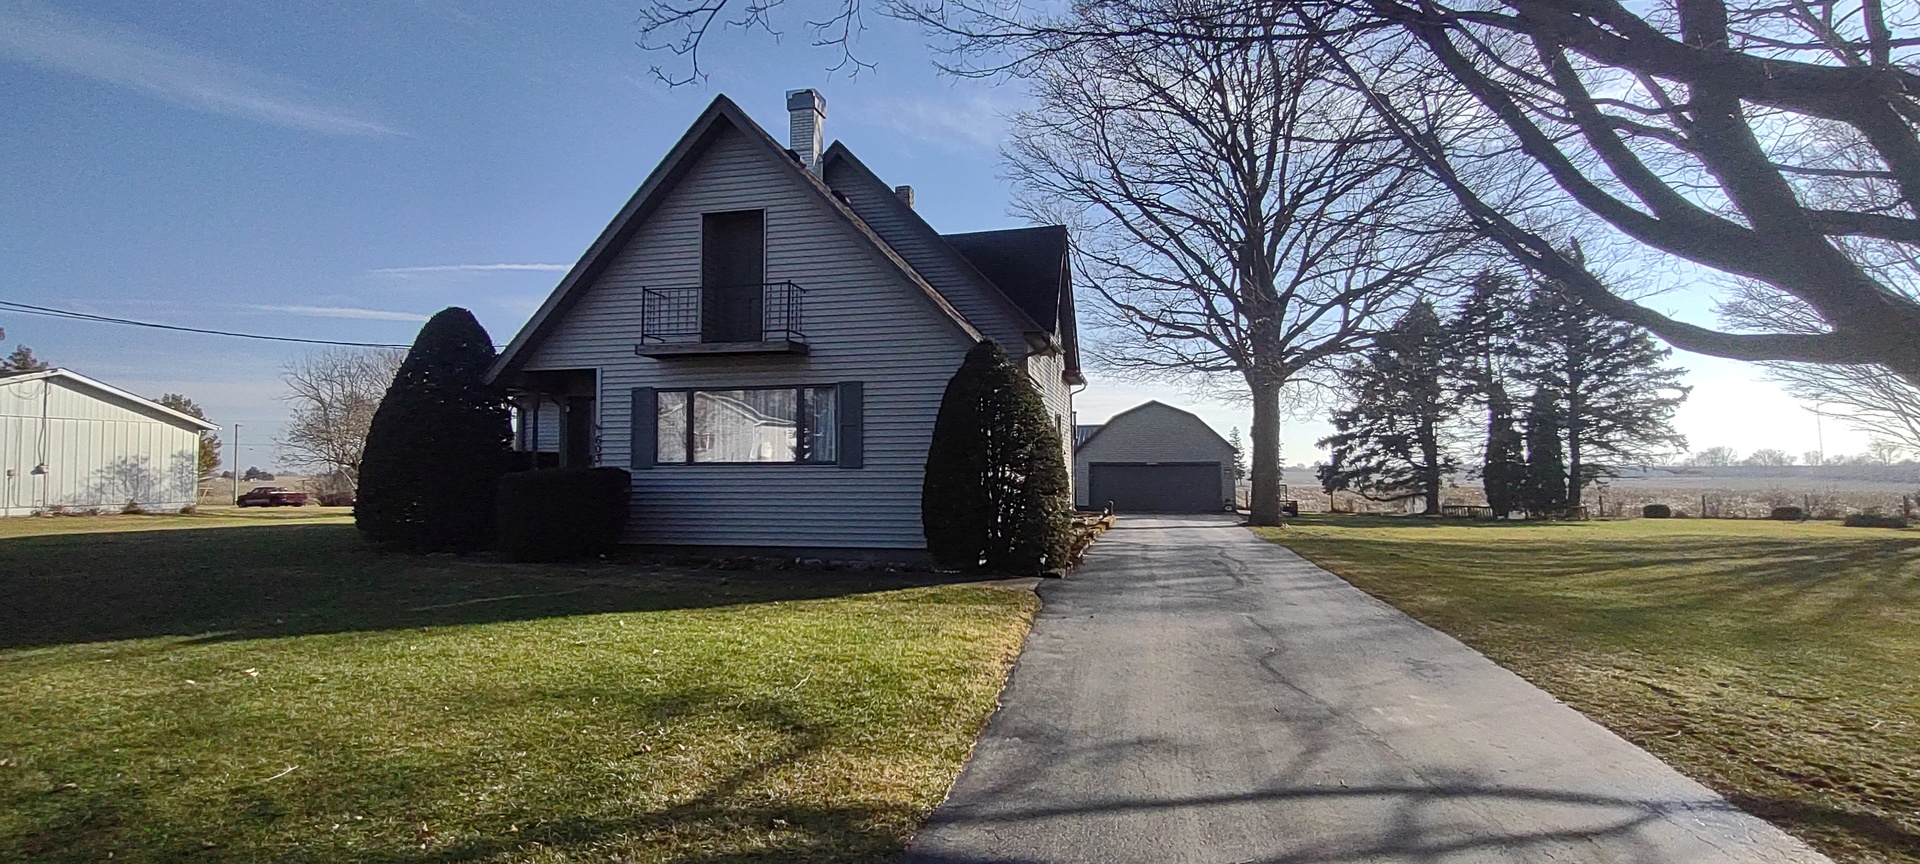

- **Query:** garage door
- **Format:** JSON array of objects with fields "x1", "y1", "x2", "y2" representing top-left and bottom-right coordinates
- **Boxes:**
[{"x1": 1088, "y1": 462, "x2": 1223, "y2": 513}]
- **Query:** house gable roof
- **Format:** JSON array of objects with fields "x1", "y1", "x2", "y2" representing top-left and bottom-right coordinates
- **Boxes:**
[
  {"x1": 1, "y1": 368, "x2": 219, "y2": 431},
  {"x1": 818, "y1": 143, "x2": 1080, "y2": 381},
  {"x1": 942, "y1": 225, "x2": 1080, "y2": 378},
  {"x1": 488, "y1": 95, "x2": 985, "y2": 382},
  {"x1": 819, "y1": 143, "x2": 1043, "y2": 337},
  {"x1": 1074, "y1": 400, "x2": 1231, "y2": 454}
]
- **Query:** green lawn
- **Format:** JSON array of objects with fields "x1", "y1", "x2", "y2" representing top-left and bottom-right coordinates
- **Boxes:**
[
  {"x1": 1258, "y1": 516, "x2": 1920, "y2": 864},
  {"x1": 0, "y1": 512, "x2": 1036, "y2": 863}
]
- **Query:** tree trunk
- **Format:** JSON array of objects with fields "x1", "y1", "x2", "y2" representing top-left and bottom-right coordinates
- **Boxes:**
[
  {"x1": 1566, "y1": 428, "x2": 1583, "y2": 509},
  {"x1": 1249, "y1": 379, "x2": 1285, "y2": 526},
  {"x1": 1420, "y1": 424, "x2": 1442, "y2": 515}
]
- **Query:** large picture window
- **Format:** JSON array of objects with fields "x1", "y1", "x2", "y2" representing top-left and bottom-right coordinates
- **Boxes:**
[{"x1": 654, "y1": 386, "x2": 838, "y2": 464}]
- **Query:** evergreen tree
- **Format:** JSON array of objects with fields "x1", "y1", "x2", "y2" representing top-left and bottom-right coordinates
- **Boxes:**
[
  {"x1": 1522, "y1": 387, "x2": 1569, "y2": 516},
  {"x1": 356, "y1": 308, "x2": 510, "y2": 552},
  {"x1": 1226, "y1": 427, "x2": 1248, "y2": 482},
  {"x1": 988, "y1": 361, "x2": 1073, "y2": 573},
  {"x1": 1481, "y1": 382, "x2": 1526, "y2": 516},
  {"x1": 1515, "y1": 277, "x2": 1689, "y2": 507},
  {"x1": 922, "y1": 340, "x2": 1073, "y2": 573},
  {"x1": 1, "y1": 343, "x2": 50, "y2": 372},
  {"x1": 1317, "y1": 302, "x2": 1461, "y2": 514},
  {"x1": 923, "y1": 342, "x2": 1000, "y2": 567}
]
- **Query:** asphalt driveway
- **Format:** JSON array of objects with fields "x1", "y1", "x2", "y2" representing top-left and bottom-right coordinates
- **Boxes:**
[{"x1": 903, "y1": 514, "x2": 1830, "y2": 864}]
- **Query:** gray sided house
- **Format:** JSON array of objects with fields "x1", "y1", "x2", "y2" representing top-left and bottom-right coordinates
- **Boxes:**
[
  {"x1": 1, "y1": 368, "x2": 218, "y2": 516},
  {"x1": 489, "y1": 90, "x2": 1082, "y2": 557},
  {"x1": 1075, "y1": 401, "x2": 1236, "y2": 514}
]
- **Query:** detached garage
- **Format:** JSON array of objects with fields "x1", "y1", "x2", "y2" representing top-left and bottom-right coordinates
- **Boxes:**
[{"x1": 1074, "y1": 401, "x2": 1236, "y2": 513}]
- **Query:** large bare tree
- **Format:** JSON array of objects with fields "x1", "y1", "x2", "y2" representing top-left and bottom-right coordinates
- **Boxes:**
[
  {"x1": 1719, "y1": 282, "x2": 1920, "y2": 452},
  {"x1": 633, "y1": 0, "x2": 1920, "y2": 390},
  {"x1": 1006, "y1": 28, "x2": 1475, "y2": 523},
  {"x1": 278, "y1": 348, "x2": 403, "y2": 493}
]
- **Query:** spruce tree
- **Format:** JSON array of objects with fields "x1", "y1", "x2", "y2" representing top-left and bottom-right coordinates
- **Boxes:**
[
  {"x1": 1317, "y1": 302, "x2": 1461, "y2": 514},
  {"x1": 1515, "y1": 277, "x2": 1689, "y2": 506},
  {"x1": 356, "y1": 308, "x2": 511, "y2": 551},
  {"x1": 923, "y1": 342, "x2": 1000, "y2": 567},
  {"x1": 1522, "y1": 387, "x2": 1569, "y2": 516}
]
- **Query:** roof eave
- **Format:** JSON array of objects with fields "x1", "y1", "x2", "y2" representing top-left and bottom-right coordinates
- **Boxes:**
[{"x1": 10, "y1": 369, "x2": 221, "y2": 430}]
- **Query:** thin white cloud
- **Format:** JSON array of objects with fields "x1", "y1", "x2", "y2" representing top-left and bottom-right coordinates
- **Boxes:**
[
  {"x1": 371, "y1": 263, "x2": 572, "y2": 275},
  {"x1": 0, "y1": 2, "x2": 402, "y2": 136},
  {"x1": 847, "y1": 89, "x2": 1025, "y2": 152},
  {"x1": 251, "y1": 304, "x2": 429, "y2": 322}
]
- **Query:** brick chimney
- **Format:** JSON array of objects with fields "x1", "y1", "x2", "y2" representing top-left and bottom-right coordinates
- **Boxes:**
[
  {"x1": 786, "y1": 89, "x2": 827, "y2": 174},
  {"x1": 894, "y1": 185, "x2": 915, "y2": 209}
]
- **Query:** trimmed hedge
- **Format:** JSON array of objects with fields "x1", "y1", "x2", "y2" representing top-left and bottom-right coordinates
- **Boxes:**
[
  {"x1": 1770, "y1": 506, "x2": 1805, "y2": 521},
  {"x1": 1842, "y1": 513, "x2": 1910, "y2": 529},
  {"x1": 496, "y1": 468, "x2": 631, "y2": 562},
  {"x1": 1642, "y1": 504, "x2": 1672, "y2": 519}
]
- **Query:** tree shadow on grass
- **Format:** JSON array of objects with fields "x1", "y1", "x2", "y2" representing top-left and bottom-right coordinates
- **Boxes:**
[
  {"x1": 8, "y1": 686, "x2": 933, "y2": 864},
  {"x1": 0, "y1": 524, "x2": 988, "y2": 651},
  {"x1": 1728, "y1": 793, "x2": 1920, "y2": 861}
]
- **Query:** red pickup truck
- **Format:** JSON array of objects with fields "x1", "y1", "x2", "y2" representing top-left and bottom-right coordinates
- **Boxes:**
[{"x1": 237, "y1": 486, "x2": 308, "y2": 507}]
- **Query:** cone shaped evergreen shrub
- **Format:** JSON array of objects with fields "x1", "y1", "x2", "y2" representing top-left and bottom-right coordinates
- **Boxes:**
[
  {"x1": 990, "y1": 364, "x2": 1073, "y2": 573},
  {"x1": 923, "y1": 342, "x2": 1000, "y2": 567},
  {"x1": 1482, "y1": 385, "x2": 1526, "y2": 516},
  {"x1": 356, "y1": 308, "x2": 511, "y2": 551},
  {"x1": 1522, "y1": 387, "x2": 1569, "y2": 516},
  {"x1": 923, "y1": 340, "x2": 1073, "y2": 573}
]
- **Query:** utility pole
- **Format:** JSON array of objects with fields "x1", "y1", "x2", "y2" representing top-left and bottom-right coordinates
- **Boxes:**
[{"x1": 231, "y1": 423, "x2": 241, "y2": 507}]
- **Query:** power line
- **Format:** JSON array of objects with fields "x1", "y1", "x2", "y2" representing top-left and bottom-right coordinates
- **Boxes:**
[{"x1": 0, "y1": 300, "x2": 413, "y2": 348}]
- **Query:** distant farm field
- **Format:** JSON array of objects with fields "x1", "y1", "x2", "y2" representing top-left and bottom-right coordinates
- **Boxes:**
[{"x1": 1259, "y1": 516, "x2": 1920, "y2": 864}]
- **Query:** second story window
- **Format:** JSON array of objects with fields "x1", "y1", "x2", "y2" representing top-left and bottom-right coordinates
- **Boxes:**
[{"x1": 702, "y1": 210, "x2": 765, "y2": 343}]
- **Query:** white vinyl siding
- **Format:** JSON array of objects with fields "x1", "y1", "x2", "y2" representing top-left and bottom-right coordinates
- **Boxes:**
[
  {"x1": 1, "y1": 375, "x2": 204, "y2": 515},
  {"x1": 1074, "y1": 402, "x2": 1236, "y2": 509},
  {"x1": 1024, "y1": 351, "x2": 1075, "y2": 499},
  {"x1": 523, "y1": 124, "x2": 976, "y2": 550}
]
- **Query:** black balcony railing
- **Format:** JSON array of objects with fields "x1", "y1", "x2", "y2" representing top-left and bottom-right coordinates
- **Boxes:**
[{"x1": 639, "y1": 281, "x2": 806, "y2": 346}]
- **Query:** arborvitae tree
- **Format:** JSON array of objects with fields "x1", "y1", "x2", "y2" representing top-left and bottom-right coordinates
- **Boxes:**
[
  {"x1": 1481, "y1": 383, "x2": 1526, "y2": 516},
  {"x1": 987, "y1": 360, "x2": 1073, "y2": 573},
  {"x1": 922, "y1": 340, "x2": 1073, "y2": 573},
  {"x1": 356, "y1": 308, "x2": 510, "y2": 552},
  {"x1": 1317, "y1": 302, "x2": 1461, "y2": 514},
  {"x1": 1515, "y1": 276, "x2": 1689, "y2": 507},
  {"x1": 923, "y1": 342, "x2": 1000, "y2": 567},
  {"x1": 1522, "y1": 387, "x2": 1569, "y2": 516}
]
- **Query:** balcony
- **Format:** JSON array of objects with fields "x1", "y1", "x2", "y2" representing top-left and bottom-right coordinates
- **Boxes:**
[{"x1": 635, "y1": 281, "x2": 807, "y2": 358}]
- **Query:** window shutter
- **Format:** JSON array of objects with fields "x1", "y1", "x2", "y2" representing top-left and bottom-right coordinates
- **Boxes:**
[
  {"x1": 837, "y1": 381, "x2": 864, "y2": 469},
  {"x1": 631, "y1": 387, "x2": 656, "y2": 470}
]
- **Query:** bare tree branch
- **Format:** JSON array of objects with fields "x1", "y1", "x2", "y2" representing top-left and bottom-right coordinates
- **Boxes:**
[{"x1": 277, "y1": 348, "x2": 404, "y2": 492}]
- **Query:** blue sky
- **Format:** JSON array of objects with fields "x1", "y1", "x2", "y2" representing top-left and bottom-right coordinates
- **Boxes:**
[{"x1": 0, "y1": 0, "x2": 1861, "y2": 473}]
